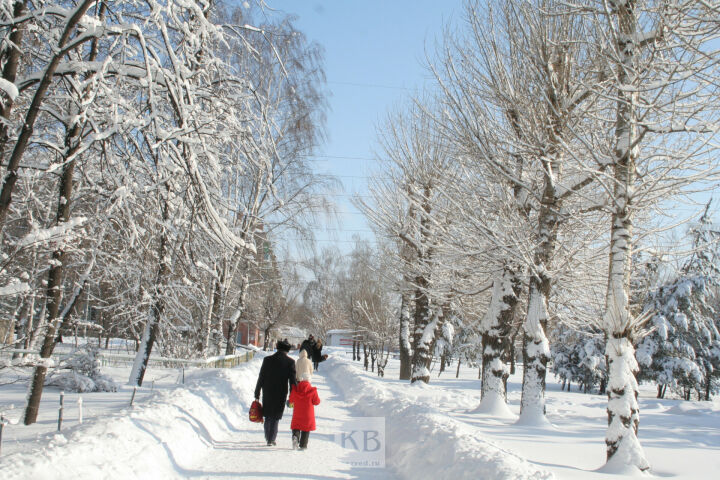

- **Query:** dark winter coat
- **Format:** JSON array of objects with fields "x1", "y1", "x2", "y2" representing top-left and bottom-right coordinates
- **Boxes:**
[
  {"x1": 311, "y1": 343, "x2": 325, "y2": 364},
  {"x1": 254, "y1": 351, "x2": 297, "y2": 419},
  {"x1": 289, "y1": 380, "x2": 320, "y2": 431},
  {"x1": 300, "y1": 339, "x2": 316, "y2": 356}
]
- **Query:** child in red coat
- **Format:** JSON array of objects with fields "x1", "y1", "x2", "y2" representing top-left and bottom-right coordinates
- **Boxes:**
[{"x1": 288, "y1": 372, "x2": 321, "y2": 450}]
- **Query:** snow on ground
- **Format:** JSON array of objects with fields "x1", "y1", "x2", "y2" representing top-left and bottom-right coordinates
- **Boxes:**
[
  {"x1": 0, "y1": 352, "x2": 396, "y2": 480},
  {"x1": 325, "y1": 355, "x2": 553, "y2": 480},
  {"x1": 1, "y1": 347, "x2": 718, "y2": 479},
  {"x1": 333, "y1": 348, "x2": 719, "y2": 480}
]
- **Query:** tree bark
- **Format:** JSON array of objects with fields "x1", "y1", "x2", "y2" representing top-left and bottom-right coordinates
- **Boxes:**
[
  {"x1": 519, "y1": 145, "x2": 561, "y2": 423},
  {"x1": 602, "y1": 0, "x2": 649, "y2": 470},
  {"x1": 398, "y1": 288, "x2": 412, "y2": 380},
  {"x1": 0, "y1": 0, "x2": 96, "y2": 228},
  {"x1": 519, "y1": 278, "x2": 550, "y2": 423},
  {"x1": 129, "y1": 185, "x2": 171, "y2": 387},
  {"x1": 479, "y1": 266, "x2": 521, "y2": 410},
  {"x1": 410, "y1": 282, "x2": 431, "y2": 383},
  {"x1": 225, "y1": 272, "x2": 249, "y2": 355},
  {"x1": 24, "y1": 138, "x2": 82, "y2": 423}
]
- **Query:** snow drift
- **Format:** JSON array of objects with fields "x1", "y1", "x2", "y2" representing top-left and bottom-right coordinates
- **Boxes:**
[
  {"x1": 0, "y1": 360, "x2": 260, "y2": 480},
  {"x1": 324, "y1": 356, "x2": 554, "y2": 480}
]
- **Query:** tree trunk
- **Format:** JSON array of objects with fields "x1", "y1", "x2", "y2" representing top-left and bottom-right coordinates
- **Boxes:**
[
  {"x1": 519, "y1": 278, "x2": 550, "y2": 424},
  {"x1": 0, "y1": 0, "x2": 96, "y2": 228},
  {"x1": 129, "y1": 190, "x2": 171, "y2": 387},
  {"x1": 410, "y1": 281, "x2": 431, "y2": 383},
  {"x1": 225, "y1": 272, "x2": 249, "y2": 355},
  {"x1": 201, "y1": 277, "x2": 215, "y2": 356},
  {"x1": 263, "y1": 326, "x2": 271, "y2": 351},
  {"x1": 0, "y1": 1, "x2": 27, "y2": 158},
  {"x1": 602, "y1": 0, "x2": 649, "y2": 471},
  {"x1": 411, "y1": 306, "x2": 444, "y2": 384},
  {"x1": 363, "y1": 343, "x2": 369, "y2": 371},
  {"x1": 398, "y1": 288, "x2": 412, "y2": 380},
  {"x1": 23, "y1": 102, "x2": 88, "y2": 424},
  {"x1": 210, "y1": 271, "x2": 224, "y2": 355},
  {"x1": 479, "y1": 266, "x2": 521, "y2": 413}
]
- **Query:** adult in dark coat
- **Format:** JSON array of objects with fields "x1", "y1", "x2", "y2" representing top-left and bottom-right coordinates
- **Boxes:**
[
  {"x1": 254, "y1": 339, "x2": 297, "y2": 446},
  {"x1": 311, "y1": 339, "x2": 326, "y2": 371},
  {"x1": 299, "y1": 335, "x2": 315, "y2": 356}
]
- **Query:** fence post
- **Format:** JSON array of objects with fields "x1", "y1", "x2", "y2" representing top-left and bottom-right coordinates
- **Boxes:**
[
  {"x1": 0, "y1": 415, "x2": 6, "y2": 456},
  {"x1": 58, "y1": 392, "x2": 64, "y2": 431}
]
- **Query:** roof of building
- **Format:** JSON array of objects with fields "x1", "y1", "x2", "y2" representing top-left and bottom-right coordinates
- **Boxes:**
[
  {"x1": 326, "y1": 329, "x2": 355, "y2": 335},
  {"x1": 278, "y1": 326, "x2": 307, "y2": 338}
]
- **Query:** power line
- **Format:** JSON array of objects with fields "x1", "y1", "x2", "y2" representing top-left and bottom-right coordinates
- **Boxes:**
[
  {"x1": 327, "y1": 80, "x2": 412, "y2": 91},
  {"x1": 305, "y1": 154, "x2": 378, "y2": 161}
]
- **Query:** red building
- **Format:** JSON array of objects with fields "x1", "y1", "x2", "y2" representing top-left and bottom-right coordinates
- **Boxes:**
[{"x1": 223, "y1": 320, "x2": 262, "y2": 347}]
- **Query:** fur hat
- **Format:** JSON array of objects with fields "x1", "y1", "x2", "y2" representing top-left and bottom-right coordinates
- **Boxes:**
[
  {"x1": 276, "y1": 339, "x2": 292, "y2": 352},
  {"x1": 299, "y1": 349, "x2": 308, "y2": 358}
]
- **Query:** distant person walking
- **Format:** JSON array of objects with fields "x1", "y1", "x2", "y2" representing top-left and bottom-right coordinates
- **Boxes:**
[
  {"x1": 254, "y1": 339, "x2": 297, "y2": 446},
  {"x1": 288, "y1": 372, "x2": 321, "y2": 450},
  {"x1": 312, "y1": 339, "x2": 327, "y2": 371},
  {"x1": 300, "y1": 335, "x2": 316, "y2": 356}
]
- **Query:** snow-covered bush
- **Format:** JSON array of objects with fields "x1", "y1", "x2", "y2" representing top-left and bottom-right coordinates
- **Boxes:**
[
  {"x1": 550, "y1": 324, "x2": 606, "y2": 394},
  {"x1": 46, "y1": 347, "x2": 117, "y2": 393},
  {"x1": 637, "y1": 275, "x2": 720, "y2": 399}
]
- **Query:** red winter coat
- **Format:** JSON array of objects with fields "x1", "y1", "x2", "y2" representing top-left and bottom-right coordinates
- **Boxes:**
[{"x1": 289, "y1": 380, "x2": 320, "y2": 431}]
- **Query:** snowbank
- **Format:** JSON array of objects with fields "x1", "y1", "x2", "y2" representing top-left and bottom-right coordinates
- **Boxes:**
[
  {"x1": 0, "y1": 359, "x2": 261, "y2": 480},
  {"x1": 324, "y1": 357, "x2": 554, "y2": 480}
]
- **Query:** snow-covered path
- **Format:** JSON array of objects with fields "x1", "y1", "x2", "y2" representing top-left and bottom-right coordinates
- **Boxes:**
[{"x1": 185, "y1": 366, "x2": 396, "y2": 480}]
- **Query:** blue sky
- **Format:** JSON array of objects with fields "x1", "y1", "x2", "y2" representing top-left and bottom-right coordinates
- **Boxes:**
[
  {"x1": 265, "y1": 0, "x2": 464, "y2": 259},
  {"x1": 263, "y1": 1, "x2": 716, "y2": 268}
]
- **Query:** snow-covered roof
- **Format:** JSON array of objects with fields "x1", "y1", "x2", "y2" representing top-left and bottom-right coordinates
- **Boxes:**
[
  {"x1": 278, "y1": 326, "x2": 307, "y2": 338},
  {"x1": 326, "y1": 329, "x2": 354, "y2": 335}
]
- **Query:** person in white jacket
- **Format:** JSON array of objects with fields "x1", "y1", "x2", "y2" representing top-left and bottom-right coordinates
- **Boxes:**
[{"x1": 295, "y1": 349, "x2": 313, "y2": 383}]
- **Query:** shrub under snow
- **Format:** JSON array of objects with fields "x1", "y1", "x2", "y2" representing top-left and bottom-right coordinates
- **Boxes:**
[{"x1": 45, "y1": 347, "x2": 117, "y2": 393}]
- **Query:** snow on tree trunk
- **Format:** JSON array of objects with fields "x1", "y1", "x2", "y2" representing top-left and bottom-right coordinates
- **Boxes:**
[
  {"x1": 225, "y1": 272, "x2": 249, "y2": 355},
  {"x1": 129, "y1": 196, "x2": 170, "y2": 387},
  {"x1": 0, "y1": 0, "x2": 26, "y2": 183},
  {"x1": 399, "y1": 288, "x2": 413, "y2": 380},
  {"x1": 0, "y1": 0, "x2": 96, "y2": 228},
  {"x1": 605, "y1": 329, "x2": 648, "y2": 472},
  {"x1": 201, "y1": 280, "x2": 215, "y2": 356},
  {"x1": 410, "y1": 279, "x2": 430, "y2": 383},
  {"x1": 518, "y1": 279, "x2": 550, "y2": 425},
  {"x1": 24, "y1": 105, "x2": 87, "y2": 424},
  {"x1": 603, "y1": 219, "x2": 649, "y2": 470},
  {"x1": 411, "y1": 307, "x2": 442, "y2": 384},
  {"x1": 600, "y1": 0, "x2": 650, "y2": 470},
  {"x1": 478, "y1": 266, "x2": 520, "y2": 417},
  {"x1": 210, "y1": 274, "x2": 225, "y2": 355},
  {"x1": 128, "y1": 308, "x2": 159, "y2": 387}
]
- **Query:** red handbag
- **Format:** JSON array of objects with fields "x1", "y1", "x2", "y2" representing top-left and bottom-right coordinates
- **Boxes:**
[{"x1": 249, "y1": 400, "x2": 264, "y2": 423}]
